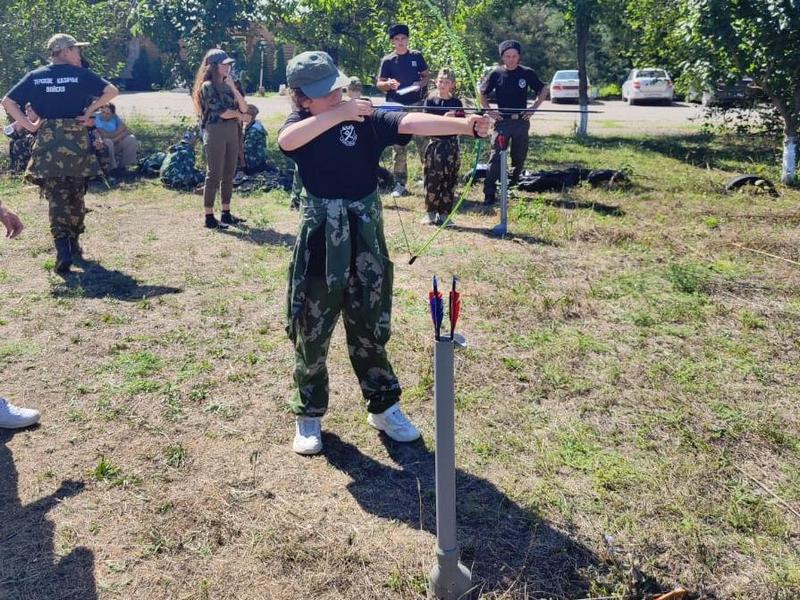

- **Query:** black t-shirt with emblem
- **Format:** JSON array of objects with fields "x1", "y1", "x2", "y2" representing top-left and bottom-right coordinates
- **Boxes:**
[
  {"x1": 378, "y1": 50, "x2": 429, "y2": 105},
  {"x1": 480, "y1": 65, "x2": 544, "y2": 117},
  {"x1": 423, "y1": 96, "x2": 464, "y2": 139},
  {"x1": 280, "y1": 109, "x2": 410, "y2": 200},
  {"x1": 5, "y1": 63, "x2": 109, "y2": 119}
]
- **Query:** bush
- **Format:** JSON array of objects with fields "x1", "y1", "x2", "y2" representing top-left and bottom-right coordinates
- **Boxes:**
[{"x1": 597, "y1": 83, "x2": 622, "y2": 99}]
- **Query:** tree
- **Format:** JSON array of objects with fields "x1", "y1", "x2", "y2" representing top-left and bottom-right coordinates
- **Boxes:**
[
  {"x1": 274, "y1": 43, "x2": 286, "y2": 88},
  {"x1": 0, "y1": 0, "x2": 131, "y2": 93},
  {"x1": 574, "y1": 0, "x2": 591, "y2": 136},
  {"x1": 688, "y1": 0, "x2": 800, "y2": 183},
  {"x1": 553, "y1": 0, "x2": 599, "y2": 136},
  {"x1": 131, "y1": 0, "x2": 263, "y2": 86}
]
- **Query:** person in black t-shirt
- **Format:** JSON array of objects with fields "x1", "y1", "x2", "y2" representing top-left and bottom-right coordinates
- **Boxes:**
[
  {"x1": 421, "y1": 69, "x2": 464, "y2": 226},
  {"x1": 278, "y1": 51, "x2": 489, "y2": 456},
  {"x1": 1, "y1": 33, "x2": 118, "y2": 274},
  {"x1": 376, "y1": 24, "x2": 430, "y2": 197},
  {"x1": 479, "y1": 40, "x2": 547, "y2": 205}
]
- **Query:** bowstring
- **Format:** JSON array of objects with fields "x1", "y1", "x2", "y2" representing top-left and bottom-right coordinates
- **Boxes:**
[{"x1": 407, "y1": 0, "x2": 489, "y2": 265}]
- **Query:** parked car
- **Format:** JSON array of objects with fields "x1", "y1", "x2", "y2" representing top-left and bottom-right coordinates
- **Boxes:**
[
  {"x1": 622, "y1": 68, "x2": 674, "y2": 105},
  {"x1": 686, "y1": 77, "x2": 762, "y2": 107},
  {"x1": 549, "y1": 70, "x2": 593, "y2": 103}
]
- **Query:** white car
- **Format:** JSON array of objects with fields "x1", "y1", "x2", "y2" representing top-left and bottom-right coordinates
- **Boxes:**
[
  {"x1": 549, "y1": 70, "x2": 592, "y2": 103},
  {"x1": 622, "y1": 68, "x2": 674, "y2": 105}
]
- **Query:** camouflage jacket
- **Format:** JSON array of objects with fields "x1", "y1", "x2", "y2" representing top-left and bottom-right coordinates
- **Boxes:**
[
  {"x1": 25, "y1": 119, "x2": 101, "y2": 181},
  {"x1": 200, "y1": 82, "x2": 237, "y2": 127},
  {"x1": 286, "y1": 190, "x2": 393, "y2": 344},
  {"x1": 243, "y1": 121, "x2": 267, "y2": 172},
  {"x1": 160, "y1": 141, "x2": 205, "y2": 189}
]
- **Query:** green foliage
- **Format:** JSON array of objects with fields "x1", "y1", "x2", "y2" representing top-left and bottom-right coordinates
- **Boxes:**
[
  {"x1": 0, "y1": 0, "x2": 129, "y2": 92},
  {"x1": 131, "y1": 0, "x2": 263, "y2": 87},
  {"x1": 622, "y1": 0, "x2": 799, "y2": 179},
  {"x1": 598, "y1": 82, "x2": 621, "y2": 98}
]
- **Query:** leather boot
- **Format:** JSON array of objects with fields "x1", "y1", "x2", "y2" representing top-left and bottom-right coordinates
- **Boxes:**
[
  {"x1": 54, "y1": 237, "x2": 72, "y2": 275},
  {"x1": 69, "y1": 236, "x2": 83, "y2": 259}
]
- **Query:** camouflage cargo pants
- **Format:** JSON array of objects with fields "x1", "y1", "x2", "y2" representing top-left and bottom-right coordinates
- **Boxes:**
[
  {"x1": 289, "y1": 274, "x2": 401, "y2": 416},
  {"x1": 9, "y1": 135, "x2": 33, "y2": 173},
  {"x1": 286, "y1": 191, "x2": 400, "y2": 416},
  {"x1": 392, "y1": 136, "x2": 429, "y2": 186},
  {"x1": 43, "y1": 177, "x2": 87, "y2": 239},
  {"x1": 423, "y1": 136, "x2": 460, "y2": 214}
]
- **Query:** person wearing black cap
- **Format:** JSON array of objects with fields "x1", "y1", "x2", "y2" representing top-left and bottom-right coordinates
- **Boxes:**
[
  {"x1": 192, "y1": 48, "x2": 249, "y2": 229},
  {"x1": 376, "y1": 24, "x2": 430, "y2": 198},
  {"x1": 480, "y1": 40, "x2": 547, "y2": 205}
]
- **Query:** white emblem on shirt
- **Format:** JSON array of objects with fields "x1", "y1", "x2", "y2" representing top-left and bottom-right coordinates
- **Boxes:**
[
  {"x1": 412, "y1": 61, "x2": 417, "y2": 67},
  {"x1": 519, "y1": 79, "x2": 527, "y2": 88},
  {"x1": 339, "y1": 124, "x2": 357, "y2": 147}
]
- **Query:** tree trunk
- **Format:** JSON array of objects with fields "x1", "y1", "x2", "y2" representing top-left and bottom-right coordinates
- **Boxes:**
[
  {"x1": 575, "y1": 0, "x2": 590, "y2": 137},
  {"x1": 782, "y1": 129, "x2": 797, "y2": 184}
]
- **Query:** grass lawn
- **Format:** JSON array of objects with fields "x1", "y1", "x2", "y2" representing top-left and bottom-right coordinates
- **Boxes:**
[{"x1": 0, "y1": 123, "x2": 798, "y2": 600}]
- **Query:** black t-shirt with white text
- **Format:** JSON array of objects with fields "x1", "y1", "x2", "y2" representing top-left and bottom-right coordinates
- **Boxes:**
[
  {"x1": 280, "y1": 109, "x2": 410, "y2": 200},
  {"x1": 378, "y1": 50, "x2": 429, "y2": 105},
  {"x1": 480, "y1": 65, "x2": 544, "y2": 117},
  {"x1": 5, "y1": 63, "x2": 109, "y2": 119}
]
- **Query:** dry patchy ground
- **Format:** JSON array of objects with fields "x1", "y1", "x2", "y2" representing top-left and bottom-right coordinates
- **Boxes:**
[{"x1": 1, "y1": 130, "x2": 799, "y2": 600}]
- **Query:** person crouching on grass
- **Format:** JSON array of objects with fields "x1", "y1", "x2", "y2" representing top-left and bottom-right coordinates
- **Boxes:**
[
  {"x1": 278, "y1": 51, "x2": 489, "y2": 455},
  {"x1": 421, "y1": 68, "x2": 464, "y2": 226}
]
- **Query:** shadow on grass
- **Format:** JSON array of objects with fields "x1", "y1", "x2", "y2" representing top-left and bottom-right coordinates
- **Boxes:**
[
  {"x1": 217, "y1": 224, "x2": 295, "y2": 247},
  {"x1": 0, "y1": 428, "x2": 96, "y2": 600},
  {"x1": 546, "y1": 132, "x2": 779, "y2": 173},
  {"x1": 447, "y1": 223, "x2": 560, "y2": 246},
  {"x1": 52, "y1": 259, "x2": 182, "y2": 301},
  {"x1": 323, "y1": 432, "x2": 663, "y2": 598}
]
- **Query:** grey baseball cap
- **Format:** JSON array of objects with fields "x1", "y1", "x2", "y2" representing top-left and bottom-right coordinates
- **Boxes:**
[
  {"x1": 206, "y1": 49, "x2": 235, "y2": 66},
  {"x1": 47, "y1": 34, "x2": 89, "y2": 53},
  {"x1": 287, "y1": 51, "x2": 350, "y2": 99}
]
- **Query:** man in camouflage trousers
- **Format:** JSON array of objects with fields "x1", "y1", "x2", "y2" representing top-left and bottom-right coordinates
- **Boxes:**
[
  {"x1": 160, "y1": 131, "x2": 205, "y2": 190},
  {"x1": 1, "y1": 33, "x2": 118, "y2": 274}
]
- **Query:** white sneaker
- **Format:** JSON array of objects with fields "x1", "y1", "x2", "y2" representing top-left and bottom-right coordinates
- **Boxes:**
[
  {"x1": 293, "y1": 416, "x2": 323, "y2": 455},
  {"x1": 420, "y1": 212, "x2": 436, "y2": 225},
  {"x1": 390, "y1": 183, "x2": 407, "y2": 198},
  {"x1": 368, "y1": 403, "x2": 420, "y2": 442},
  {"x1": 0, "y1": 397, "x2": 40, "y2": 429}
]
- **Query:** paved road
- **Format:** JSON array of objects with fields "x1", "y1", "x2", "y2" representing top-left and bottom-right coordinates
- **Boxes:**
[
  {"x1": 111, "y1": 91, "x2": 705, "y2": 135},
  {"x1": 0, "y1": 89, "x2": 703, "y2": 135}
]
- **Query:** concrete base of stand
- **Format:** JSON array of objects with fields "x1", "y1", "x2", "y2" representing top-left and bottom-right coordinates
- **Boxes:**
[
  {"x1": 490, "y1": 223, "x2": 508, "y2": 237},
  {"x1": 428, "y1": 548, "x2": 473, "y2": 600}
]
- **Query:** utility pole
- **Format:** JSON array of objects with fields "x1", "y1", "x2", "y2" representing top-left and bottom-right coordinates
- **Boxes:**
[{"x1": 258, "y1": 40, "x2": 266, "y2": 94}]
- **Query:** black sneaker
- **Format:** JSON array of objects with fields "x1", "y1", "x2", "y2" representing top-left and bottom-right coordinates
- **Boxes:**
[
  {"x1": 205, "y1": 215, "x2": 228, "y2": 229},
  {"x1": 220, "y1": 212, "x2": 246, "y2": 225}
]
